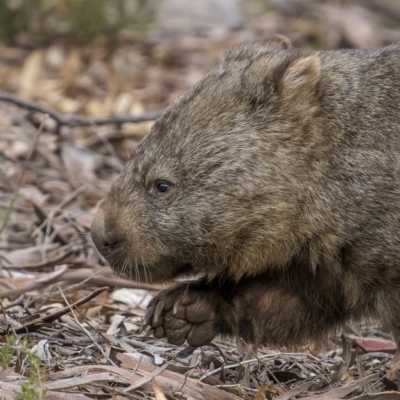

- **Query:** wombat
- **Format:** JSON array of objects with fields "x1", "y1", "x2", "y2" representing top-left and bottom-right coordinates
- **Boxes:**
[{"x1": 91, "y1": 36, "x2": 400, "y2": 348}]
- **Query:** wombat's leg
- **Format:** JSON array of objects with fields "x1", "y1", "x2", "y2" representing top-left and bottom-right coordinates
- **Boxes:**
[
  {"x1": 229, "y1": 280, "x2": 333, "y2": 346},
  {"x1": 145, "y1": 278, "x2": 335, "y2": 347}
]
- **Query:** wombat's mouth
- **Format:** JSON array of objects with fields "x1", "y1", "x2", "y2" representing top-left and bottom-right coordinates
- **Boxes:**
[
  {"x1": 90, "y1": 209, "x2": 198, "y2": 283},
  {"x1": 109, "y1": 258, "x2": 195, "y2": 284}
]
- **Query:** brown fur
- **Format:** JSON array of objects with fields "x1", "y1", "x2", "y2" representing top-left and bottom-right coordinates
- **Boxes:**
[{"x1": 91, "y1": 36, "x2": 400, "y2": 348}]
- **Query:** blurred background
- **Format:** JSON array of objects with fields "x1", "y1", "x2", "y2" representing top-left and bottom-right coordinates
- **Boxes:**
[{"x1": 1, "y1": 0, "x2": 400, "y2": 116}]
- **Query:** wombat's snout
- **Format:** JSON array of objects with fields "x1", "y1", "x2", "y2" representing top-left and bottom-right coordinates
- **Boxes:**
[{"x1": 90, "y1": 208, "x2": 120, "y2": 258}]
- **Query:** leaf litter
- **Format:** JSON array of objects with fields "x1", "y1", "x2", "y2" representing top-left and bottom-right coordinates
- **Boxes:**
[{"x1": 1, "y1": 1, "x2": 400, "y2": 398}]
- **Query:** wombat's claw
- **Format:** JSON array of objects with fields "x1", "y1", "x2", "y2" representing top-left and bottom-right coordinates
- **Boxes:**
[
  {"x1": 154, "y1": 298, "x2": 166, "y2": 325},
  {"x1": 144, "y1": 305, "x2": 154, "y2": 326},
  {"x1": 172, "y1": 295, "x2": 184, "y2": 314},
  {"x1": 141, "y1": 326, "x2": 154, "y2": 336},
  {"x1": 144, "y1": 297, "x2": 165, "y2": 327}
]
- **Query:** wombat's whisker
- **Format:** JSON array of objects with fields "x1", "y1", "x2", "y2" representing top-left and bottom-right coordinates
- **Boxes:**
[
  {"x1": 118, "y1": 258, "x2": 125, "y2": 279},
  {"x1": 140, "y1": 256, "x2": 153, "y2": 284},
  {"x1": 127, "y1": 257, "x2": 133, "y2": 281},
  {"x1": 141, "y1": 256, "x2": 148, "y2": 283},
  {"x1": 125, "y1": 258, "x2": 131, "y2": 280},
  {"x1": 133, "y1": 257, "x2": 139, "y2": 282}
]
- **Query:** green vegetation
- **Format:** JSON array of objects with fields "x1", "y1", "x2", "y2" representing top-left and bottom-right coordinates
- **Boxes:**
[
  {"x1": 0, "y1": 0, "x2": 155, "y2": 43},
  {"x1": 0, "y1": 335, "x2": 47, "y2": 400},
  {"x1": 0, "y1": 335, "x2": 15, "y2": 371}
]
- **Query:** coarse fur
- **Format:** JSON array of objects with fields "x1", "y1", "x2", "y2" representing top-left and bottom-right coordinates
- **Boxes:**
[{"x1": 91, "y1": 36, "x2": 400, "y2": 348}]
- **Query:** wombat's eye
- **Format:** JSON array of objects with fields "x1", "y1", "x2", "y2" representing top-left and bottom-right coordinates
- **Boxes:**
[{"x1": 156, "y1": 181, "x2": 171, "y2": 194}]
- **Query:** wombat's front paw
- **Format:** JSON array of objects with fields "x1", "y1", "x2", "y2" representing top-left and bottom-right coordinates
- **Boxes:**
[{"x1": 144, "y1": 286, "x2": 220, "y2": 347}]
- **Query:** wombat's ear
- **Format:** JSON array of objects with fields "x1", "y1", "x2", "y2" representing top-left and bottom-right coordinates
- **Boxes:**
[
  {"x1": 262, "y1": 35, "x2": 292, "y2": 50},
  {"x1": 279, "y1": 55, "x2": 321, "y2": 112}
]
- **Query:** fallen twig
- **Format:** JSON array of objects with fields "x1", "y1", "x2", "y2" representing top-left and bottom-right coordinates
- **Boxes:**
[
  {"x1": 302, "y1": 374, "x2": 380, "y2": 399},
  {"x1": 123, "y1": 362, "x2": 170, "y2": 392},
  {"x1": 275, "y1": 381, "x2": 315, "y2": 400},
  {"x1": 1, "y1": 245, "x2": 85, "y2": 270},
  {"x1": 117, "y1": 352, "x2": 242, "y2": 400},
  {"x1": 0, "y1": 264, "x2": 68, "y2": 299},
  {"x1": 0, "y1": 91, "x2": 163, "y2": 130},
  {"x1": 58, "y1": 286, "x2": 118, "y2": 367},
  {"x1": 0, "y1": 286, "x2": 108, "y2": 335}
]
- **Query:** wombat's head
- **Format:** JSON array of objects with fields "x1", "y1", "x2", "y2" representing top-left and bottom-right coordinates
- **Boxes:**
[{"x1": 91, "y1": 36, "x2": 322, "y2": 283}]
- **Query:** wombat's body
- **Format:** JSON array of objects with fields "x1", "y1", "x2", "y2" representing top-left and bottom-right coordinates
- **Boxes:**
[{"x1": 91, "y1": 37, "x2": 400, "y2": 348}]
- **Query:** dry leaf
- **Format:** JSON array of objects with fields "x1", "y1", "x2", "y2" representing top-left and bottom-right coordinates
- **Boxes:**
[
  {"x1": 152, "y1": 379, "x2": 168, "y2": 400},
  {"x1": 254, "y1": 384, "x2": 267, "y2": 400},
  {"x1": 19, "y1": 50, "x2": 44, "y2": 98}
]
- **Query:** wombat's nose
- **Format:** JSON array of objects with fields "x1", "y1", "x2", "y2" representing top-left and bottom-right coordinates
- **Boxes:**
[{"x1": 90, "y1": 208, "x2": 120, "y2": 256}]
